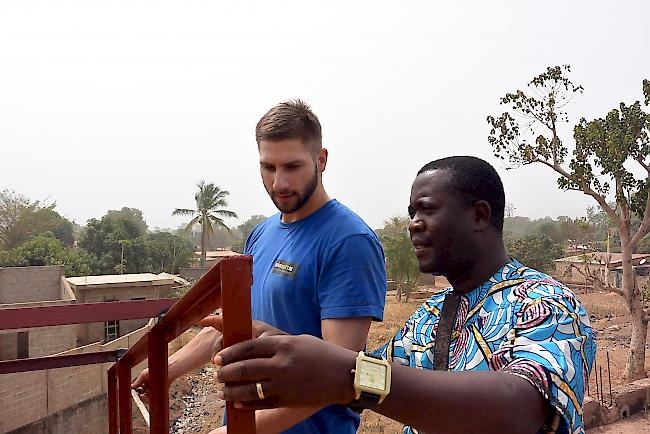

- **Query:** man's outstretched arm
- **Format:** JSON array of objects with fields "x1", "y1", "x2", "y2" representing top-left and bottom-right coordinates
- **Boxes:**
[
  {"x1": 215, "y1": 334, "x2": 550, "y2": 434},
  {"x1": 131, "y1": 325, "x2": 222, "y2": 399},
  {"x1": 207, "y1": 316, "x2": 372, "y2": 434}
]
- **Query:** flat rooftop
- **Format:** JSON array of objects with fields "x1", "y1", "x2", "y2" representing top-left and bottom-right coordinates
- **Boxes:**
[
  {"x1": 555, "y1": 252, "x2": 650, "y2": 264},
  {"x1": 67, "y1": 273, "x2": 175, "y2": 289}
]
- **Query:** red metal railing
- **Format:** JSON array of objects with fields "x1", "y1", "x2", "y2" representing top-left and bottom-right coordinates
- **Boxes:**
[
  {"x1": 110, "y1": 255, "x2": 255, "y2": 434},
  {"x1": 0, "y1": 298, "x2": 177, "y2": 374},
  {"x1": 0, "y1": 256, "x2": 255, "y2": 434}
]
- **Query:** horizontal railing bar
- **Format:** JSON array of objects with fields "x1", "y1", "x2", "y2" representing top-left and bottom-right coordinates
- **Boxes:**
[
  {"x1": 0, "y1": 298, "x2": 178, "y2": 330},
  {"x1": 0, "y1": 350, "x2": 120, "y2": 374}
]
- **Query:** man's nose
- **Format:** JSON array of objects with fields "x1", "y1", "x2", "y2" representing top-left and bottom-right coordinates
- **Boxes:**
[
  {"x1": 408, "y1": 215, "x2": 424, "y2": 234},
  {"x1": 273, "y1": 170, "x2": 290, "y2": 191}
]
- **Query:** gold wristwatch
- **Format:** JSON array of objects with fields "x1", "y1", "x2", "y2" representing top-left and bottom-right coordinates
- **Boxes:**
[{"x1": 349, "y1": 351, "x2": 391, "y2": 411}]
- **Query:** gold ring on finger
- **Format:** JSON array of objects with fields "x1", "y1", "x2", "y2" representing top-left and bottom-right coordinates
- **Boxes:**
[{"x1": 255, "y1": 382, "x2": 265, "y2": 400}]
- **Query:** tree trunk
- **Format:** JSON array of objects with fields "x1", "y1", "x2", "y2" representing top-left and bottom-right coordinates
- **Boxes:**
[
  {"x1": 623, "y1": 303, "x2": 648, "y2": 381},
  {"x1": 620, "y1": 228, "x2": 648, "y2": 381},
  {"x1": 200, "y1": 223, "x2": 206, "y2": 269}
]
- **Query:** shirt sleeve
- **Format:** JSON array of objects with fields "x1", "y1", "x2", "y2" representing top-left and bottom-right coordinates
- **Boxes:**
[
  {"x1": 372, "y1": 301, "x2": 435, "y2": 366},
  {"x1": 490, "y1": 288, "x2": 596, "y2": 434},
  {"x1": 318, "y1": 234, "x2": 387, "y2": 321}
]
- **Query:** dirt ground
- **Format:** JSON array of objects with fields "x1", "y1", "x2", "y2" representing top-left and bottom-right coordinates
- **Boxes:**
[{"x1": 157, "y1": 285, "x2": 649, "y2": 434}]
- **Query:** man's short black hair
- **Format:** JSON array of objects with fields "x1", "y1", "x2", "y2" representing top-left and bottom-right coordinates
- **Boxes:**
[{"x1": 417, "y1": 156, "x2": 505, "y2": 231}]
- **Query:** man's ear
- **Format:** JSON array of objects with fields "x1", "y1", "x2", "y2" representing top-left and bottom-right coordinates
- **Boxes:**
[
  {"x1": 318, "y1": 148, "x2": 328, "y2": 173},
  {"x1": 473, "y1": 200, "x2": 492, "y2": 231}
]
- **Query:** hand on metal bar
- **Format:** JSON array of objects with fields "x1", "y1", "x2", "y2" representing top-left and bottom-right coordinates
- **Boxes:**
[
  {"x1": 129, "y1": 314, "x2": 278, "y2": 405},
  {"x1": 211, "y1": 322, "x2": 358, "y2": 410}
]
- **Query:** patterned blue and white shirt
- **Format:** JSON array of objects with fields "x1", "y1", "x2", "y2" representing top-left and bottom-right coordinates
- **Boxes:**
[{"x1": 374, "y1": 259, "x2": 596, "y2": 434}]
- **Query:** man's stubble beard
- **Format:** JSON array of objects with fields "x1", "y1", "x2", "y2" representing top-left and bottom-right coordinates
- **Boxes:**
[{"x1": 270, "y1": 164, "x2": 319, "y2": 215}]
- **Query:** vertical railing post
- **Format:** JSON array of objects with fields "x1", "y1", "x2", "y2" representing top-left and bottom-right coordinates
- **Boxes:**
[
  {"x1": 108, "y1": 366, "x2": 119, "y2": 434},
  {"x1": 221, "y1": 257, "x2": 256, "y2": 434},
  {"x1": 148, "y1": 329, "x2": 169, "y2": 434},
  {"x1": 118, "y1": 361, "x2": 133, "y2": 434}
]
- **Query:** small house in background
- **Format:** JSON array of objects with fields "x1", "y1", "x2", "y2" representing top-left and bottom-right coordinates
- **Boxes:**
[
  {"x1": 66, "y1": 272, "x2": 179, "y2": 344},
  {"x1": 611, "y1": 258, "x2": 650, "y2": 294},
  {"x1": 179, "y1": 249, "x2": 241, "y2": 281},
  {"x1": 554, "y1": 252, "x2": 650, "y2": 290}
]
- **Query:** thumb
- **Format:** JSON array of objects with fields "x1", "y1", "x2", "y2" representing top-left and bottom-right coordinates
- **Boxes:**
[{"x1": 198, "y1": 314, "x2": 224, "y2": 331}]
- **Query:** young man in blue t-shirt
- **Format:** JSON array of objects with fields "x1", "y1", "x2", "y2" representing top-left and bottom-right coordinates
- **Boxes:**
[{"x1": 132, "y1": 100, "x2": 387, "y2": 433}]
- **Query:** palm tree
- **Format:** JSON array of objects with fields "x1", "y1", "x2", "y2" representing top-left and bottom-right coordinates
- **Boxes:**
[{"x1": 173, "y1": 181, "x2": 238, "y2": 268}]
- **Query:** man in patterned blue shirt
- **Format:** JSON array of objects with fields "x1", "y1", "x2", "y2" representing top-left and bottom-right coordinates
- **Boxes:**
[{"x1": 212, "y1": 156, "x2": 596, "y2": 434}]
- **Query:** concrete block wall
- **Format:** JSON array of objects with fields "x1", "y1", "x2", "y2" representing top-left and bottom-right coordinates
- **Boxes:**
[
  {"x1": 29, "y1": 324, "x2": 79, "y2": 358},
  {"x1": 0, "y1": 322, "x2": 154, "y2": 433},
  {"x1": 0, "y1": 371, "x2": 48, "y2": 433},
  {"x1": 0, "y1": 332, "x2": 18, "y2": 359},
  {"x1": 0, "y1": 323, "x2": 79, "y2": 361},
  {"x1": 0, "y1": 266, "x2": 63, "y2": 304},
  {"x1": 8, "y1": 394, "x2": 108, "y2": 434}
]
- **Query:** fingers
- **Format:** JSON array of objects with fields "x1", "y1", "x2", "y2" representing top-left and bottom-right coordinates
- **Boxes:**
[
  {"x1": 137, "y1": 391, "x2": 150, "y2": 405},
  {"x1": 252, "y1": 320, "x2": 287, "y2": 338},
  {"x1": 131, "y1": 369, "x2": 148, "y2": 389},
  {"x1": 217, "y1": 358, "x2": 275, "y2": 384},
  {"x1": 214, "y1": 336, "x2": 281, "y2": 366},
  {"x1": 211, "y1": 333, "x2": 224, "y2": 360},
  {"x1": 218, "y1": 379, "x2": 275, "y2": 401},
  {"x1": 198, "y1": 315, "x2": 224, "y2": 331},
  {"x1": 216, "y1": 381, "x2": 283, "y2": 410}
]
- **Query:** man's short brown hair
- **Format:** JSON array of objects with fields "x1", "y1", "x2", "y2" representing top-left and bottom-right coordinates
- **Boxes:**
[{"x1": 255, "y1": 100, "x2": 322, "y2": 153}]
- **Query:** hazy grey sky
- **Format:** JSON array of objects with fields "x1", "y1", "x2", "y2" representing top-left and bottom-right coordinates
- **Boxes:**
[{"x1": 1, "y1": 1, "x2": 649, "y2": 230}]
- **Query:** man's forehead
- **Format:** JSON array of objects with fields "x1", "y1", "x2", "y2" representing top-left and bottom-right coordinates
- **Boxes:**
[
  {"x1": 411, "y1": 169, "x2": 454, "y2": 195},
  {"x1": 259, "y1": 139, "x2": 314, "y2": 161}
]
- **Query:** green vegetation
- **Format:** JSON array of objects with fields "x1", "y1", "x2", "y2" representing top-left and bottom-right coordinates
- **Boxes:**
[
  {"x1": 488, "y1": 65, "x2": 650, "y2": 381},
  {"x1": 0, "y1": 232, "x2": 94, "y2": 276},
  {"x1": 506, "y1": 234, "x2": 564, "y2": 273},
  {"x1": 0, "y1": 190, "x2": 75, "y2": 249},
  {"x1": 231, "y1": 215, "x2": 267, "y2": 253},
  {"x1": 377, "y1": 216, "x2": 419, "y2": 302}
]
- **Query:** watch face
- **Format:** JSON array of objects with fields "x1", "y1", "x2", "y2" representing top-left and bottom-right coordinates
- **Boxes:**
[{"x1": 359, "y1": 360, "x2": 387, "y2": 390}]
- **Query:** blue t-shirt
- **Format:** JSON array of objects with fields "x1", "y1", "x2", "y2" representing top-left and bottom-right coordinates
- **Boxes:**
[{"x1": 244, "y1": 199, "x2": 387, "y2": 433}]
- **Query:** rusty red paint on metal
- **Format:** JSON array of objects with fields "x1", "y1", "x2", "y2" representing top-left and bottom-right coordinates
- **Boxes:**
[
  {"x1": 0, "y1": 298, "x2": 178, "y2": 330},
  {"x1": 221, "y1": 256, "x2": 256, "y2": 434},
  {"x1": 118, "y1": 362, "x2": 133, "y2": 434},
  {"x1": 0, "y1": 350, "x2": 119, "y2": 374},
  {"x1": 108, "y1": 366, "x2": 118, "y2": 434},
  {"x1": 148, "y1": 330, "x2": 169, "y2": 434}
]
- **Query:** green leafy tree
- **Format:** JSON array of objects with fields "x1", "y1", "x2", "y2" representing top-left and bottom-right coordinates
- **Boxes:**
[
  {"x1": 379, "y1": 216, "x2": 420, "y2": 302},
  {"x1": 506, "y1": 234, "x2": 564, "y2": 273},
  {"x1": 106, "y1": 207, "x2": 148, "y2": 234},
  {"x1": 144, "y1": 230, "x2": 194, "y2": 273},
  {"x1": 488, "y1": 65, "x2": 650, "y2": 380},
  {"x1": 173, "y1": 181, "x2": 238, "y2": 267},
  {"x1": 231, "y1": 215, "x2": 267, "y2": 253},
  {"x1": 0, "y1": 190, "x2": 75, "y2": 249},
  {"x1": 79, "y1": 213, "x2": 147, "y2": 274},
  {"x1": 0, "y1": 233, "x2": 94, "y2": 276}
]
